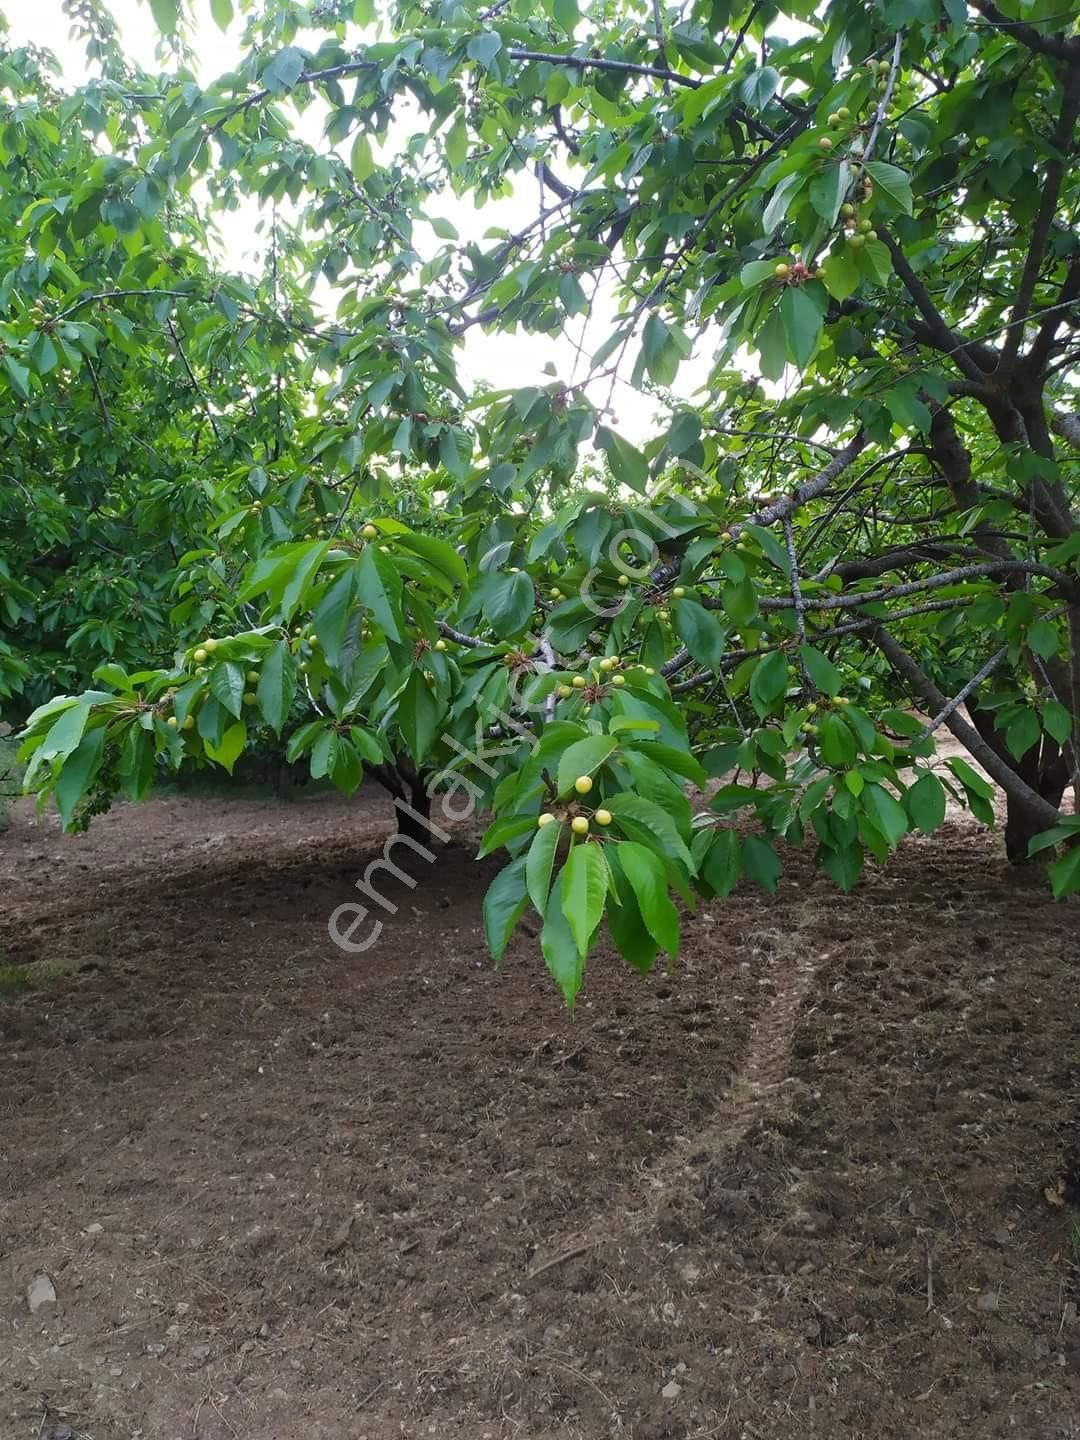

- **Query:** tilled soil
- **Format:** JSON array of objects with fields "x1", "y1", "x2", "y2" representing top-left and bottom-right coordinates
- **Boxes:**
[{"x1": 0, "y1": 784, "x2": 1078, "y2": 1440}]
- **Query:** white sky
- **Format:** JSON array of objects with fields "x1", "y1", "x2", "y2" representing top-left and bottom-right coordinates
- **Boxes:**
[{"x1": 7, "y1": 0, "x2": 713, "y2": 438}]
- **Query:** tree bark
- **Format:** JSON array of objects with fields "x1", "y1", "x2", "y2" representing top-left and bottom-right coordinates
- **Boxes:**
[{"x1": 966, "y1": 702, "x2": 1069, "y2": 861}]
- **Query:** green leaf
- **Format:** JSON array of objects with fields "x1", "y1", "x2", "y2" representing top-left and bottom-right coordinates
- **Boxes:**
[
  {"x1": 617, "y1": 841, "x2": 680, "y2": 960},
  {"x1": 1048, "y1": 845, "x2": 1080, "y2": 900},
  {"x1": 1026, "y1": 619, "x2": 1059, "y2": 659},
  {"x1": 484, "y1": 855, "x2": 529, "y2": 963},
  {"x1": 209, "y1": 661, "x2": 246, "y2": 719},
  {"x1": 398, "y1": 668, "x2": 445, "y2": 764},
  {"x1": 484, "y1": 570, "x2": 535, "y2": 639},
  {"x1": 466, "y1": 31, "x2": 503, "y2": 69},
  {"x1": 350, "y1": 132, "x2": 375, "y2": 184},
  {"x1": 357, "y1": 543, "x2": 404, "y2": 643},
  {"x1": 749, "y1": 649, "x2": 789, "y2": 717},
  {"x1": 947, "y1": 755, "x2": 994, "y2": 800},
  {"x1": 606, "y1": 792, "x2": 694, "y2": 872},
  {"x1": 780, "y1": 286, "x2": 822, "y2": 369},
  {"x1": 445, "y1": 114, "x2": 467, "y2": 168},
  {"x1": 855, "y1": 236, "x2": 893, "y2": 286},
  {"x1": 148, "y1": 0, "x2": 179, "y2": 34},
  {"x1": 702, "y1": 829, "x2": 742, "y2": 898},
  {"x1": 331, "y1": 739, "x2": 363, "y2": 796},
  {"x1": 479, "y1": 814, "x2": 540, "y2": 857},
  {"x1": 1043, "y1": 700, "x2": 1072, "y2": 746},
  {"x1": 256, "y1": 641, "x2": 298, "y2": 734},
  {"x1": 39, "y1": 701, "x2": 92, "y2": 762},
  {"x1": 606, "y1": 851, "x2": 658, "y2": 973},
  {"x1": 550, "y1": 0, "x2": 578, "y2": 35},
  {"x1": 756, "y1": 304, "x2": 787, "y2": 381},
  {"x1": 863, "y1": 161, "x2": 913, "y2": 214},
  {"x1": 1005, "y1": 708, "x2": 1040, "y2": 761},
  {"x1": 674, "y1": 598, "x2": 726, "y2": 670},
  {"x1": 389, "y1": 527, "x2": 468, "y2": 588},
  {"x1": 53, "y1": 727, "x2": 106, "y2": 826},
  {"x1": 541, "y1": 870, "x2": 584, "y2": 1004},
  {"x1": 861, "y1": 782, "x2": 908, "y2": 849},
  {"x1": 820, "y1": 841, "x2": 863, "y2": 891},
  {"x1": 557, "y1": 733, "x2": 618, "y2": 798},
  {"x1": 819, "y1": 712, "x2": 857, "y2": 767},
  {"x1": 905, "y1": 771, "x2": 946, "y2": 835},
  {"x1": 596, "y1": 427, "x2": 648, "y2": 493},
  {"x1": 526, "y1": 817, "x2": 563, "y2": 915},
  {"x1": 562, "y1": 842, "x2": 609, "y2": 958},
  {"x1": 809, "y1": 162, "x2": 848, "y2": 226},
  {"x1": 2, "y1": 355, "x2": 31, "y2": 400},
  {"x1": 210, "y1": 0, "x2": 233, "y2": 30},
  {"x1": 721, "y1": 575, "x2": 758, "y2": 626},
  {"x1": 820, "y1": 248, "x2": 862, "y2": 302},
  {"x1": 628, "y1": 740, "x2": 707, "y2": 788},
  {"x1": 205, "y1": 721, "x2": 247, "y2": 776},
  {"x1": 762, "y1": 172, "x2": 805, "y2": 233},
  {"x1": 286, "y1": 720, "x2": 325, "y2": 762},
  {"x1": 743, "y1": 524, "x2": 792, "y2": 575},
  {"x1": 310, "y1": 729, "x2": 338, "y2": 780},
  {"x1": 799, "y1": 644, "x2": 842, "y2": 697},
  {"x1": 1027, "y1": 819, "x2": 1080, "y2": 857},
  {"x1": 741, "y1": 258, "x2": 779, "y2": 290},
  {"x1": 262, "y1": 46, "x2": 306, "y2": 95},
  {"x1": 742, "y1": 834, "x2": 782, "y2": 893},
  {"x1": 281, "y1": 542, "x2": 331, "y2": 621}
]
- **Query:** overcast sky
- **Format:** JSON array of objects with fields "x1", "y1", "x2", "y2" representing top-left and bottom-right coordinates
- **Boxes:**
[{"x1": 8, "y1": 0, "x2": 719, "y2": 438}]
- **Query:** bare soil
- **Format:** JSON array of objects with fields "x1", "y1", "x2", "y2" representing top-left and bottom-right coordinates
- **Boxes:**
[{"x1": 0, "y1": 783, "x2": 1078, "y2": 1440}]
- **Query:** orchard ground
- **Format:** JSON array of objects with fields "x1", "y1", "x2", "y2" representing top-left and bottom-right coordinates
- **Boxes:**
[{"x1": 0, "y1": 771, "x2": 1078, "y2": 1440}]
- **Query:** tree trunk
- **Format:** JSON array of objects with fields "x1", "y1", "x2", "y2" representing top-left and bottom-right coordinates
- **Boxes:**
[
  {"x1": 367, "y1": 761, "x2": 435, "y2": 844},
  {"x1": 967, "y1": 702, "x2": 1069, "y2": 861},
  {"x1": 395, "y1": 782, "x2": 434, "y2": 844}
]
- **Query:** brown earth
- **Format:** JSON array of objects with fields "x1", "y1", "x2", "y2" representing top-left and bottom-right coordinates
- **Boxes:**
[{"x1": 0, "y1": 782, "x2": 1078, "y2": 1440}]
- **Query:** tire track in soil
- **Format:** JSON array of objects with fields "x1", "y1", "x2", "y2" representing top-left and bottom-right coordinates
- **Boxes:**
[{"x1": 527, "y1": 904, "x2": 831, "y2": 1277}]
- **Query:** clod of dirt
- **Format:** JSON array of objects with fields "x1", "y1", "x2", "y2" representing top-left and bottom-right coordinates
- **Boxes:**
[
  {"x1": 27, "y1": 1272, "x2": 56, "y2": 1312},
  {"x1": 660, "y1": 1379, "x2": 682, "y2": 1399}
]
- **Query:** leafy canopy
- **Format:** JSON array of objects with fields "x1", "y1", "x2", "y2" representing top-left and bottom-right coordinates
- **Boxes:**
[{"x1": 4, "y1": 0, "x2": 1080, "y2": 998}]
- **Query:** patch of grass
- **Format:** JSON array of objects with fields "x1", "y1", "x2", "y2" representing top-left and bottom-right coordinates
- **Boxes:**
[{"x1": 0, "y1": 964, "x2": 33, "y2": 998}]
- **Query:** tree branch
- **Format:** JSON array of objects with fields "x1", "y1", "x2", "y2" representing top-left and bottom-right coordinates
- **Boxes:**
[
  {"x1": 1006, "y1": 62, "x2": 1080, "y2": 369},
  {"x1": 1025, "y1": 257, "x2": 1080, "y2": 373},
  {"x1": 872, "y1": 625, "x2": 1063, "y2": 829},
  {"x1": 967, "y1": 0, "x2": 1078, "y2": 61},
  {"x1": 876, "y1": 230, "x2": 995, "y2": 382}
]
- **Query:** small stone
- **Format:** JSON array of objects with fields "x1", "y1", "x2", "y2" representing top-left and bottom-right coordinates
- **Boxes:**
[
  {"x1": 661, "y1": 1379, "x2": 682, "y2": 1400},
  {"x1": 190, "y1": 1344, "x2": 211, "y2": 1362},
  {"x1": 47, "y1": 1428, "x2": 76, "y2": 1440},
  {"x1": 27, "y1": 1274, "x2": 57, "y2": 1313},
  {"x1": 85, "y1": 1223, "x2": 104, "y2": 1236},
  {"x1": 680, "y1": 1263, "x2": 701, "y2": 1285},
  {"x1": 145, "y1": 1342, "x2": 166, "y2": 1356},
  {"x1": 992, "y1": 1227, "x2": 1011, "y2": 1246},
  {"x1": 109, "y1": 1366, "x2": 123, "y2": 1377},
  {"x1": 976, "y1": 1291, "x2": 1000, "y2": 1313}
]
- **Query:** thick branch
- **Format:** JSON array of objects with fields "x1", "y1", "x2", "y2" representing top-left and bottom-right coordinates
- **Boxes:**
[
  {"x1": 872, "y1": 628, "x2": 1063, "y2": 829},
  {"x1": 968, "y1": 0, "x2": 1078, "y2": 61},
  {"x1": 726, "y1": 432, "x2": 868, "y2": 541},
  {"x1": 876, "y1": 230, "x2": 995, "y2": 382},
  {"x1": 1006, "y1": 63, "x2": 1080, "y2": 369},
  {"x1": 1025, "y1": 259, "x2": 1080, "y2": 373},
  {"x1": 1051, "y1": 410, "x2": 1080, "y2": 449}
]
